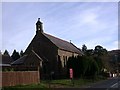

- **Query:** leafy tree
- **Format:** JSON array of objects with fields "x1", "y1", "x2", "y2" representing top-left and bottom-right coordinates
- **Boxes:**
[
  {"x1": 83, "y1": 56, "x2": 99, "y2": 79},
  {"x1": 11, "y1": 49, "x2": 20, "y2": 61},
  {"x1": 93, "y1": 45, "x2": 108, "y2": 74},
  {"x1": 67, "y1": 55, "x2": 99, "y2": 79},
  {"x1": 67, "y1": 56, "x2": 79, "y2": 78},
  {"x1": 86, "y1": 49, "x2": 94, "y2": 56},
  {"x1": 3, "y1": 50, "x2": 10, "y2": 56},
  {"x1": 67, "y1": 45, "x2": 108, "y2": 79},
  {"x1": 94, "y1": 45, "x2": 107, "y2": 56},
  {"x1": 82, "y1": 44, "x2": 87, "y2": 53}
]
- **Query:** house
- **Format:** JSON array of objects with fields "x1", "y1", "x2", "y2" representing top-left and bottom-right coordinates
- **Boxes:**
[
  {"x1": 1, "y1": 54, "x2": 13, "y2": 66},
  {"x1": 11, "y1": 50, "x2": 42, "y2": 71},
  {"x1": 12, "y1": 18, "x2": 83, "y2": 79},
  {"x1": 108, "y1": 49, "x2": 120, "y2": 73},
  {"x1": 11, "y1": 50, "x2": 43, "y2": 66},
  {"x1": 1, "y1": 54, "x2": 13, "y2": 71},
  {"x1": 0, "y1": 50, "x2": 13, "y2": 66}
]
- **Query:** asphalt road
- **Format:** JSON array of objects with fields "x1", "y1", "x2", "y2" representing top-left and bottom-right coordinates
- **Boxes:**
[{"x1": 84, "y1": 77, "x2": 120, "y2": 90}]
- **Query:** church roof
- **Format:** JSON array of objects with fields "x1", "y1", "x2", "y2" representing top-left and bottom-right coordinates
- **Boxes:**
[{"x1": 43, "y1": 33, "x2": 83, "y2": 54}]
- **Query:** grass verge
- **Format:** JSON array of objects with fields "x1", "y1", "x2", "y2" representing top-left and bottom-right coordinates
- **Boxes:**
[{"x1": 2, "y1": 77, "x2": 107, "y2": 89}]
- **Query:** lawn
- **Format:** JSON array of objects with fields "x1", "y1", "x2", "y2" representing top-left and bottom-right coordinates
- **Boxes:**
[{"x1": 46, "y1": 78, "x2": 97, "y2": 88}]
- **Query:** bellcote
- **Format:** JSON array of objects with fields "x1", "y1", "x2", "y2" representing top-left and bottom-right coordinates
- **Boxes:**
[{"x1": 36, "y1": 18, "x2": 43, "y2": 33}]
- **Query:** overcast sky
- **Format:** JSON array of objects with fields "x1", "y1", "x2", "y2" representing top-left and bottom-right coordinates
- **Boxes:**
[{"x1": 2, "y1": 2, "x2": 118, "y2": 54}]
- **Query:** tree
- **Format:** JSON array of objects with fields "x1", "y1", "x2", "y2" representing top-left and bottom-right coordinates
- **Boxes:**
[
  {"x1": 88, "y1": 57, "x2": 99, "y2": 78},
  {"x1": 3, "y1": 50, "x2": 10, "y2": 56},
  {"x1": 11, "y1": 49, "x2": 20, "y2": 61},
  {"x1": 94, "y1": 45, "x2": 107, "y2": 56},
  {"x1": 67, "y1": 56, "x2": 80, "y2": 78},
  {"x1": 67, "y1": 55, "x2": 99, "y2": 79},
  {"x1": 86, "y1": 49, "x2": 94, "y2": 56},
  {"x1": 66, "y1": 45, "x2": 108, "y2": 79},
  {"x1": 82, "y1": 44, "x2": 87, "y2": 53},
  {"x1": 20, "y1": 50, "x2": 24, "y2": 57},
  {"x1": 93, "y1": 45, "x2": 108, "y2": 74}
]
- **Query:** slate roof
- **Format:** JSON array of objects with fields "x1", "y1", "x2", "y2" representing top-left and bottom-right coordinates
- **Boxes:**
[
  {"x1": 43, "y1": 33, "x2": 83, "y2": 54},
  {"x1": 11, "y1": 50, "x2": 44, "y2": 65},
  {"x1": 11, "y1": 55, "x2": 27, "y2": 65}
]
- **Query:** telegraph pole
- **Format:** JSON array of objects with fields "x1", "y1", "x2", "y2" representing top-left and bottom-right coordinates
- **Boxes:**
[{"x1": 115, "y1": 55, "x2": 119, "y2": 89}]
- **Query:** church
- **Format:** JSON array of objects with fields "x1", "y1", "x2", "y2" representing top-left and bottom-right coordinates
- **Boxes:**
[{"x1": 12, "y1": 18, "x2": 83, "y2": 79}]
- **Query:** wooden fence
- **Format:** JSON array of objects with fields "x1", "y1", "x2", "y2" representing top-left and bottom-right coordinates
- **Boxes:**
[
  {"x1": 2, "y1": 65, "x2": 38, "y2": 71},
  {"x1": 1, "y1": 71, "x2": 40, "y2": 87}
]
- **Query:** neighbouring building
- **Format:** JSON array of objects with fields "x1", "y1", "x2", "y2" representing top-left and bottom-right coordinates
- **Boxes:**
[
  {"x1": 12, "y1": 18, "x2": 83, "y2": 79},
  {"x1": 1, "y1": 54, "x2": 13, "y2": 71},
  {"x1": 108, "y1": 49, "x2": 120, "y2": 73}
]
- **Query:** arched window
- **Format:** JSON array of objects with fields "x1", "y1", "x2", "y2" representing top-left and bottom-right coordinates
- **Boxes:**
[{"x1": 57, "y1": 55, "x2": 62, "y2": 73}]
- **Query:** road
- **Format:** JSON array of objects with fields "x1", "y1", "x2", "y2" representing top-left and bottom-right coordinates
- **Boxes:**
[
  {"x1": 90, "y1": 77, "x2": 120, "y2": 88},
  {"x1": 84, "y1": 77, "x2": 120, "y2": 90}
]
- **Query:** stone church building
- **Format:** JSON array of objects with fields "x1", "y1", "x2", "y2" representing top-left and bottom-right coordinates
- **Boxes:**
[{"x1": 12, "y1": 18, "x2": 83, "y2": 79}]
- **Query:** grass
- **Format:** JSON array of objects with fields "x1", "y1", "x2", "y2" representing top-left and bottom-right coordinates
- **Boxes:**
[
  {"x1": 45, "y1": 76, "x2": 107, "y2": 88},
  {"x1": 2, "y1": 83, "x2": 48, "y2": 90},
  {"x1": 2, "y1": 77, "x2": 107, "y2": 89},
  {"x1": 47, "y1": 78, "x2": 95, "y2": 88}
]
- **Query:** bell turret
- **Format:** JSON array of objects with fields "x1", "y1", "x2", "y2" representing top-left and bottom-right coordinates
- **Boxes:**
[{"x1": 36, "y1": 18, "x2": 43, "y2": 33}]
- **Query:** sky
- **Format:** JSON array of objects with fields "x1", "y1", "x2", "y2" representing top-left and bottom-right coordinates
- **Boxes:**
[{"x1": 1, "y1": 2, "x2": 118, "y2": 54}]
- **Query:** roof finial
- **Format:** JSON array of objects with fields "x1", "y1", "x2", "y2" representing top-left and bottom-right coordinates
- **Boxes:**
[{"x1": 38, "y1": 18, "x2": 40, "y2": 21}]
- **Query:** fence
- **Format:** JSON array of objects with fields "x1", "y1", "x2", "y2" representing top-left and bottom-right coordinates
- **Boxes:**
[
  {"x1": 2, "y1": 65, "x2": 38, "y2": 71},
  {"x1": 1, "y1": 71, "x2": 40, "y2": 87}
]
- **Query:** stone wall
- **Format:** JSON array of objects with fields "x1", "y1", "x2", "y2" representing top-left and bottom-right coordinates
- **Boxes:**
[{"x1": 58, "y1": 49, "x2": 79, "y2": 68}]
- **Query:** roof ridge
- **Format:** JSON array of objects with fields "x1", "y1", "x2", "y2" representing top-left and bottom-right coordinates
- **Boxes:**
[{"x1": 31, "y1": 50, "x2": 43, "y2": 61}]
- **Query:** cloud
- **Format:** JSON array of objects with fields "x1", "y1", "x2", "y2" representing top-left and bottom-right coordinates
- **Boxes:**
[{"x1": 105, "y1": 40, "x2": 118, "y2": 50}]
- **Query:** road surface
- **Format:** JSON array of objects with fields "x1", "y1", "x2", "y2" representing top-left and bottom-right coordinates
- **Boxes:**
[{"x1": 84, "y1": 77, "x2": 120, "y2": 90}]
